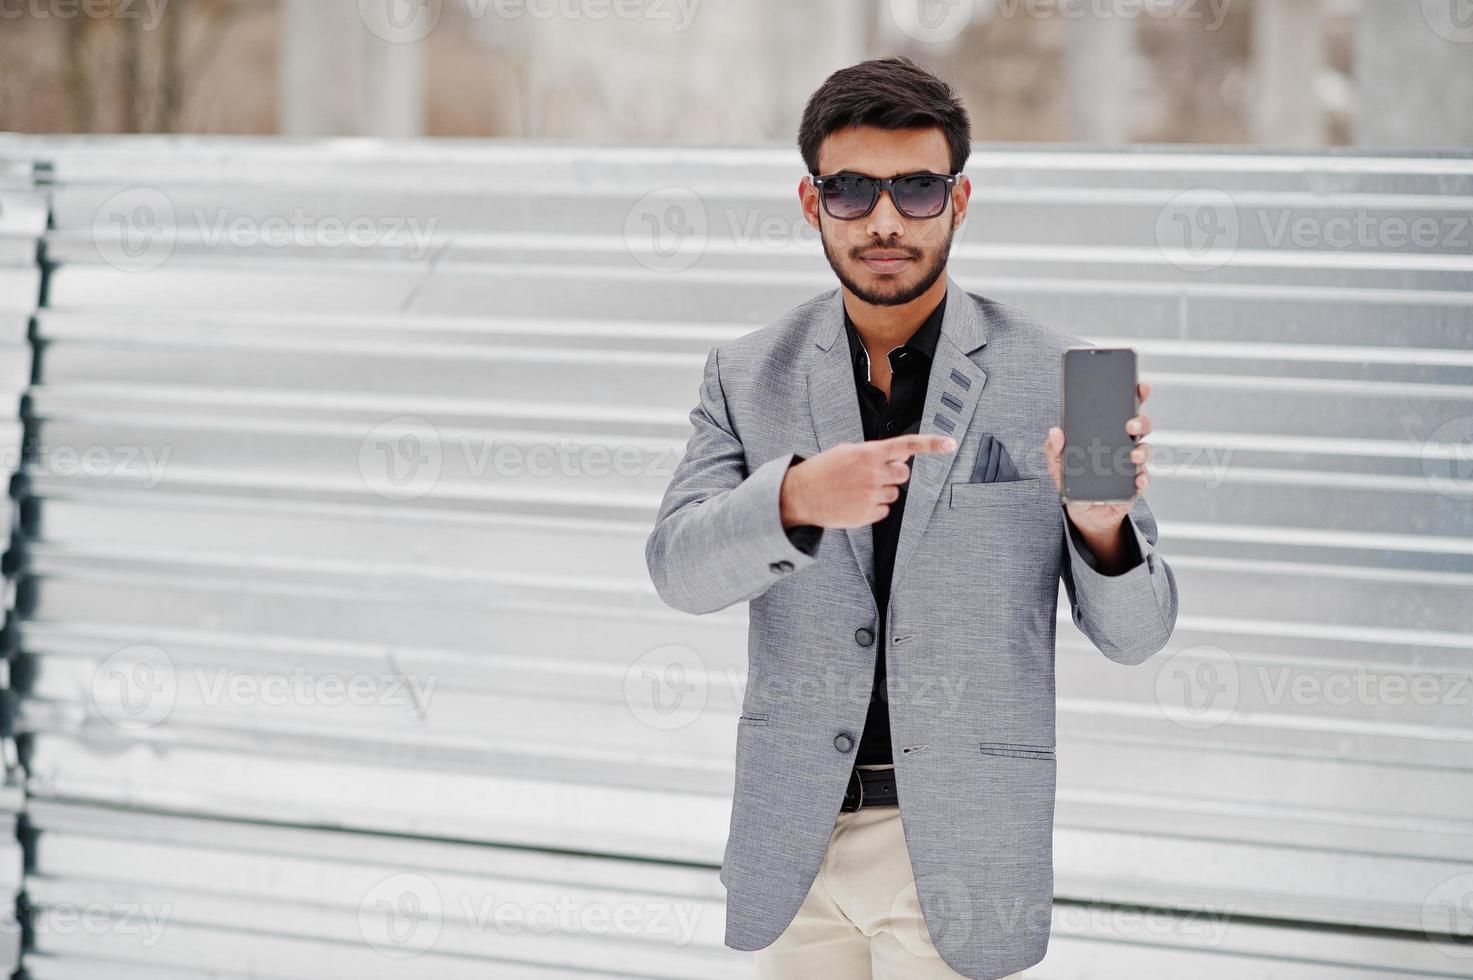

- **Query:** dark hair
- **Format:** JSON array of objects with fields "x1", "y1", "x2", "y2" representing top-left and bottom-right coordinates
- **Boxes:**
[{"x1": 798, "y1": 56, "x2": 971, "y2": 176}]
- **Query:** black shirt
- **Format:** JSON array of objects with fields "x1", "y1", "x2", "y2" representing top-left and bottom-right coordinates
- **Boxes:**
[{"x1": 784, "y1": 293, "x2": 947, "y2": 765}]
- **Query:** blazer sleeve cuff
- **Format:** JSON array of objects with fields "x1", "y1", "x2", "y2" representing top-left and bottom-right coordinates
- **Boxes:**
[
  {"x1": 1061, "y1": 506, "x2": 1172, "y2": 653},
  {"x1": 735, "y1": 451, "x2": 823, "y2": 574},
  {"x1": 785, "y1": 523, "x2": 824, "y2": 556}
]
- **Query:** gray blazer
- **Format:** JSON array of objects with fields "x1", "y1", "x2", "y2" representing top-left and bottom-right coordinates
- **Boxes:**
[{"x1": 645, "y1": 275, "x2": 1180, "y2": 980}]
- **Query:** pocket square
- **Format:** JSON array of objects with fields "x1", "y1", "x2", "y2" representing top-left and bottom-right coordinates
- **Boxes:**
[{"x1": 969, "y1": 434, "x2": 1023, "y2": 483}]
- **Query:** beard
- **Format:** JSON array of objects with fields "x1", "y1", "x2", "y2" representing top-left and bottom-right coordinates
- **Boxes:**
[{"x1": 819, "y1": 214, "x2": 955, "y2": 307}]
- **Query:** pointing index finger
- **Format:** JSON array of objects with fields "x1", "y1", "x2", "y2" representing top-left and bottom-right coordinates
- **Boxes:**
[{"x1": 876, "y1": 433, "x2": 957, "y2": 460}]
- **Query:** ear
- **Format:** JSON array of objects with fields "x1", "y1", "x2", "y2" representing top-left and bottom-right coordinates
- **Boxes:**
[
  {"x1": 798, "y1": 175, "x2": 822, "y2": 232},
  {"x1": 952, "y1": 173, "x2": 972, "y2": 229}
]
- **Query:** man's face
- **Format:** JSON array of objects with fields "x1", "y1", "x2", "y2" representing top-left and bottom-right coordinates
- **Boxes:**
[{"x1": 800, "y1": 124, "x2": 970, "y2": 307}]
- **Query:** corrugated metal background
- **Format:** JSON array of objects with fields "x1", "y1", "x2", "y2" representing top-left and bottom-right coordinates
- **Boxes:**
[{"x1": 0, "y1": 136, "x2": 1469, "y2": 978}]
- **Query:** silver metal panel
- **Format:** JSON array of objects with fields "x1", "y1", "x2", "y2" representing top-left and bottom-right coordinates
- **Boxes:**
[
  {"x1": 19, "y1": 800, "x2": 1471, "y2": 979},
  {"x1": 24, "y1": 800, "x2": 735, "y2": 979},
  {"x1": 2, "y1": 136, "x2": 1470, "y2": 976}
]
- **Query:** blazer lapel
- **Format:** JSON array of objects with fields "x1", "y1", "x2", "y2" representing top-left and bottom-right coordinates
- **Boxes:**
[
  {"x1": 806, "y1": 286, "x2": 876, "y2": 595},
  {"x1": 889, "y1": 276, "x2": 989, "y2": 588},
  {"x1": 805, "y1": 275, "x2": 990, "y2": 599}
]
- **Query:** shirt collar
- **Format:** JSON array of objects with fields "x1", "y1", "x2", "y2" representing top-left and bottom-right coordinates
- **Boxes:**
[{"x1": 843, "y1": 290, "x2": 947, "y2": 383}]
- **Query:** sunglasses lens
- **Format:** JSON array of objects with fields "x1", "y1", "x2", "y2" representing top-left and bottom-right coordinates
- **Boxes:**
[
  {"x1": 823, "y1": 173, "x2": 877, "y2": 219},
  {"x1": 893, "y1": 174, "x2": 949, "y2": 218}
]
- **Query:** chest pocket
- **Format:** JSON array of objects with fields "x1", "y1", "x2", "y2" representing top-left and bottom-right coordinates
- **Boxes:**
[
  {"x1": 942, "y1": 474, "x2": 1064, "y2": 572},
  {"x1": 949, "y1": 476, "x2": 1043, "y2": 508}
]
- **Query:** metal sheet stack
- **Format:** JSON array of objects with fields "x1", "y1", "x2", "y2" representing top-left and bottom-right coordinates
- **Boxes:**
[
  {"x1": 0, "y1": 136, "x2": 1468, "y2": 978},
  {"x1": 0, "y1": 149, "x2": 42, "y2": 974}
]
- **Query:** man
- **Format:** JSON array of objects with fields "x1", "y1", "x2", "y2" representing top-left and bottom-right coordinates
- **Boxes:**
[{"x1": 645, "y1": 56, "x2": 1179, "y2": 980}]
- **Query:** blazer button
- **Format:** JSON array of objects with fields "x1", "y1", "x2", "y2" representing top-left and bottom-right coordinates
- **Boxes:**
[
  {"x1": 769, "y1": 560, "x2": 794, "y2": 574},
  {"x1": 854, "y1": 627, "x2": 874, "y2": 647},
  {"x1": 834, "y1": 733, "x2": 855, "y2": 753}
]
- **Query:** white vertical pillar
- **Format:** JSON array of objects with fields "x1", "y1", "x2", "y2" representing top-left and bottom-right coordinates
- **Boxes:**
[
  {"x1": 280, "y1": 0, "x2": 425, "y2": 138},
  {"x1": 1253, "y1": 0, "x2": 1324, "y2": 145},
  {"x1": 1066, "y1": 16, "x2": 1136, "y2": 143}
]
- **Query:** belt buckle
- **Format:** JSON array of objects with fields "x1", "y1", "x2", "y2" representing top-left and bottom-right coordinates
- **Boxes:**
[{"x1": 844, "y1": 767, "x2": 864, "y2": 811}]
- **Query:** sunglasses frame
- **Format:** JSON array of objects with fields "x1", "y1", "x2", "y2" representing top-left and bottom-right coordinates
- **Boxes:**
[{"x1": 810, "y1": 170, "x2": 961, "y2": 220}]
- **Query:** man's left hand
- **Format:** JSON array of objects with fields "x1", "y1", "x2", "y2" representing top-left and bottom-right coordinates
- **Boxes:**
[{"x1": 1042, "y1": 381, "x2": 1154, "y2": 570}]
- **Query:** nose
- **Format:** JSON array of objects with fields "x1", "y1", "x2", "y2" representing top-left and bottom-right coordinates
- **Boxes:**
[{"x1": 864, "y1": 187, "x2": 906, "y2": 241}]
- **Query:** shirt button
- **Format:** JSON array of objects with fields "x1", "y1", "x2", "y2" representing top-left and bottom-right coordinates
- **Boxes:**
[
  {"x1": 885, "y1": 420, "x2": 896, "y2": 433},
  {"x1": 834, "y1": 733, "x2": 855, "y2": 753},
  {"x1": 854, "y1": 627, "x2": 875, "y2": 647}
]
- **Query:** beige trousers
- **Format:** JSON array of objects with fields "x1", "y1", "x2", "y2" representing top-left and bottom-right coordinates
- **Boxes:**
[{"x1": 754, "y1": 765, "x2": 1023, "y2": 980}]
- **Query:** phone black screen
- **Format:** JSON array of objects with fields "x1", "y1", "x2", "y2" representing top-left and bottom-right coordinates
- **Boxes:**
[{"x1": 1061, "y1": 348, "x2": 1138, "y2": 503}]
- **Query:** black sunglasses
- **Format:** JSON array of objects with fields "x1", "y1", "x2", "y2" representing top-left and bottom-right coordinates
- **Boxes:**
[{"x1": 810, "y1": 170, "x2": 960, "y2": 220}]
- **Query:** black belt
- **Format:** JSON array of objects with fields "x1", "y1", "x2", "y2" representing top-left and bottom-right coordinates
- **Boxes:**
[{"x1": 841, "y1": 765, "x2": 899, "y2": 812}]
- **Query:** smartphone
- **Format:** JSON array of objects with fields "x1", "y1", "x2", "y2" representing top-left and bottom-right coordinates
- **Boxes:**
[{"x1": 1060, "y1": 347, "x2": 1139, "y2": 504}]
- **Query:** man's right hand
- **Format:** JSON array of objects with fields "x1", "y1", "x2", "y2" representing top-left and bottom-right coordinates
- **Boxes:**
[{"x1": 780, "y1": 434, "x2": 958, "y2": 530}]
